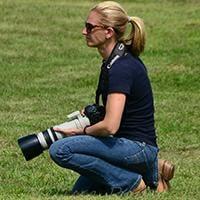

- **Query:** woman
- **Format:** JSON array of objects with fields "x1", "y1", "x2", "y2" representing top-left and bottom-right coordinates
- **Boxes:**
[{"x1": 49, "y1": 1, "x2": 174, "y2": 194}]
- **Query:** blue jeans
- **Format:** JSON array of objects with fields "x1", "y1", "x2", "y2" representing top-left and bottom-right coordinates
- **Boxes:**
[{"x1": 49, "y1": 135, "x2": 158, "y2": 194}]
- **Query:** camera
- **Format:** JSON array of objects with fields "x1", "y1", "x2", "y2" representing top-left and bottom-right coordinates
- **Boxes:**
[{"x1": 17, "y1": 104, "x2": 105, "y2": 161}]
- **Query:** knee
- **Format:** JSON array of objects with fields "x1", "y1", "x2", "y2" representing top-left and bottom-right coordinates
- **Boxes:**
[
  {"x1": 49, "y1": 140, "x2": 72, "y2": 166},
  {"x1": 49, "y1": 142, "x2": 58, "y2": 161}
]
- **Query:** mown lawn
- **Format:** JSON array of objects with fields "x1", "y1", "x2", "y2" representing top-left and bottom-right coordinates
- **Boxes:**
[{"x1": 0, "y1": 0, "x2": 199, "y2": 199}]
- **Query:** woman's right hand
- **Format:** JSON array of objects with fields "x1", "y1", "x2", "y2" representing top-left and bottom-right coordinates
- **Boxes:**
[{"x1": 53, "y1": 126, "x2": 84, "y2": 136}]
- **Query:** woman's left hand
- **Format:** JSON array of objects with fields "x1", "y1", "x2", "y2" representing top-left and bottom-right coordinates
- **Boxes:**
[{"x1": 53, "y1": 126, "x2": 83, "y2": 136}]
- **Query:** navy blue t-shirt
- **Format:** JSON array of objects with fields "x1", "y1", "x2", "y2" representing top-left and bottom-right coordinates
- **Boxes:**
[{"x1": 100, "y1": 53, "x2": 157, "y2": 147}]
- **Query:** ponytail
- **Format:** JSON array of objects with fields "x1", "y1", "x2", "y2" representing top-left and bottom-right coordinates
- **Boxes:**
[
  {"x1": 122, "y1": 16, "x2": 146, "y2": 56},
  {"x1": 91, "y1": 1, "x2": 146, "y2": 56}
]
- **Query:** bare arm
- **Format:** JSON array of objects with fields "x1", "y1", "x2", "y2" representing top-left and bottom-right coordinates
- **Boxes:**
[
  {"x1": 85, "y1": 93, "x2": 126, "y2": 136},
  {"x1": 54, "y1": 93, "x2": 126, "y2": 137}
]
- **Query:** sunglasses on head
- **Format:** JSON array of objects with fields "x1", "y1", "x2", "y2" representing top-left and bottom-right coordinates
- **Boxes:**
[{"x1": 85, "y1": 22, "x2": 104, "y2": 33}]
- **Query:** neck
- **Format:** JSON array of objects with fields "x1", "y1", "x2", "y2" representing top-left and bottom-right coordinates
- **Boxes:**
[{"x1": 97, "y1": 39, "x2": 117, "y2": 60}]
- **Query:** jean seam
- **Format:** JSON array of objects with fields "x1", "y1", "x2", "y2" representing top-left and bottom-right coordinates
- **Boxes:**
[
  {"x1": 129, "y1": 175, "x2": 142, "y2": 191},
  {"x1": 143, "y1": 145, "x2": 158, "y2": 188},
  {"x1": 50, "y1": 136, "x2": 144, "y2": 193},
  {"x1": 56, "y1": 144, "x2": 116, "y2": 189},
  {"x1": 124, "y1": 144, "x2": 145, "y2": 161},
  {"x1": 71, "y1": 155, "x2": 132, "y2": 192}
]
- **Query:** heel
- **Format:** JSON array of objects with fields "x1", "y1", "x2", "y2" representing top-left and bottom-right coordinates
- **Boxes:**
[
  {"x1": 157, "y1": 175, "x2": 169, "y2": 192},
  {"x1": 158, "y1": 159, "x2": 175, "y2": 181},
  {"x1": 132, "y1": 179, "x2": 146, "y2": 194}
]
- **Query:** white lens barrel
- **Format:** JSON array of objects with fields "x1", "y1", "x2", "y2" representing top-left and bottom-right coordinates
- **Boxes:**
[
  {"x1": 56, "y1": 115, "x2": 90, "y2": 130},
  {"x1": 36, "y1": 113, "x2": 91, "y2": 150},
  {"x1": 77, "y1": 115, "x2": 90, "y2": 128}
]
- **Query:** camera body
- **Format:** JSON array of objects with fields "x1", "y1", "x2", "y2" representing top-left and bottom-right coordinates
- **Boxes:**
[{"x1": 18, "y1": 104, "x2": 105, "y2": 161}]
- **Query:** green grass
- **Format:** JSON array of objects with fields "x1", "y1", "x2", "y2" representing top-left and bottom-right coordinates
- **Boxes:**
[{"x1": 0, "y1": 0, "x2": 200, "y2": 199}]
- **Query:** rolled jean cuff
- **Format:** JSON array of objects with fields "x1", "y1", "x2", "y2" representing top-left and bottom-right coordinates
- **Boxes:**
[{"x1": 129, "y1": 175, "x2": 142, "y2": 192}]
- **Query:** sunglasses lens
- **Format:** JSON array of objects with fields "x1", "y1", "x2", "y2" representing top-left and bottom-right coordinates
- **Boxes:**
[{"x1": 85, "y1": 23, "x2": 94, "y2": 33}]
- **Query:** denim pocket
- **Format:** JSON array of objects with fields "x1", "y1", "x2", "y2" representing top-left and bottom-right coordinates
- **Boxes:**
[
  {"x1": 144, "y1": 144, "x2": 158, "y2": 163},
  {"x1": 123, "y1": 141, "x2": 147, "y2": 171}
]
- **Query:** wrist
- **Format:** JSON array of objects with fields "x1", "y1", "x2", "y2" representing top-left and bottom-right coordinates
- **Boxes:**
[{"x1": 83, "y1": 125, "x2": 90, "y2": 134}]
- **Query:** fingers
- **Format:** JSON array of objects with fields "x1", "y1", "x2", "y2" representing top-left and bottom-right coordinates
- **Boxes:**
[
  {"x1": 53, "y1": 126, "x2": 61, "y2": 132},
  {"x1": 53, "y1": 126, "x2": 77, "y2": 136},
  {"x1": 80, "y1": 109, "x2": 85, "y2": 115}
]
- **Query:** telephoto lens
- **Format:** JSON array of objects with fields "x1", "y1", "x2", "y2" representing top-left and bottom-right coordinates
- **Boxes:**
[
  {"x1": 18, "y1": 111, "x2": 90, "y2": 161},
  {"x1": 18, "y1": 104, "x2": 105, "y2": 161}
]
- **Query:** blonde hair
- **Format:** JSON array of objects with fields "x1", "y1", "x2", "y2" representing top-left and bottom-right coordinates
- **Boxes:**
[{"x1": 91, "y1": 1, "x2": 146, "y2": 56}]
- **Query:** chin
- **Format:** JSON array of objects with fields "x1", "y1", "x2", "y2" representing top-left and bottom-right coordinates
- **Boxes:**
[{"x1": 86, "y1": 41, "x2": 97, "y2": 47}]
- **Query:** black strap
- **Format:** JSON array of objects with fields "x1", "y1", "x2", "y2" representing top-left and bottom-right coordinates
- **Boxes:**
[
  {"x1": 95, "y1": 43, "x2": 127, "y2": 105},
  {"x1": 95, "y1": 62, "x2": 107, "y2": 105}
]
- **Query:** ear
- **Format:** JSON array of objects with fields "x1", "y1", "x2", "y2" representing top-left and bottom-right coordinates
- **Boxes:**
[{"x1": 105, "y1": 27, "x2": 115, "y2": 39}]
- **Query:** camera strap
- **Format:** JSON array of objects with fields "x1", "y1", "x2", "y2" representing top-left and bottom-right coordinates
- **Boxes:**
[{"x1": 95, "y1": 42, "x2": 127, "y2": 105}]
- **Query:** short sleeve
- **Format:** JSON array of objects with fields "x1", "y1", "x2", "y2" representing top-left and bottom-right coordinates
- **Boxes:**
[{"x1": 108, "y1": 59, "x2": 134, "y2": 95}]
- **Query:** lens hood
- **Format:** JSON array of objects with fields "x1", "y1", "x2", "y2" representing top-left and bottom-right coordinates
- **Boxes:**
[{"x1": 18, "y1": 134, "x2": 44, "y2": 161}]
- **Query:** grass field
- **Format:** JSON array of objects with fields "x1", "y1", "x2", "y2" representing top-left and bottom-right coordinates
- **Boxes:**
[{"x1": 0, "y1": 0, "x2": 200, "y2": 199}]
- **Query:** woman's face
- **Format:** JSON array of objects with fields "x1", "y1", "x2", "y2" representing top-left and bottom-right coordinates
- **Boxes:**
[{"x1": 82, "y1": 10, "x2": 107, "y2": 48}]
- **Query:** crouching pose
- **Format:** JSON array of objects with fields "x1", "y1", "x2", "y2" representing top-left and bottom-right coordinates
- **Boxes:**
[{"x1": 49, "y1": 1, "x2": 174, "y2": 194}]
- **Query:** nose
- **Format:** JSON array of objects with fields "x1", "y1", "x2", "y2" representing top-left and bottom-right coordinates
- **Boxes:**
[{"x1": 82, "y1": 27, "x2": 87, "y2": 35}]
